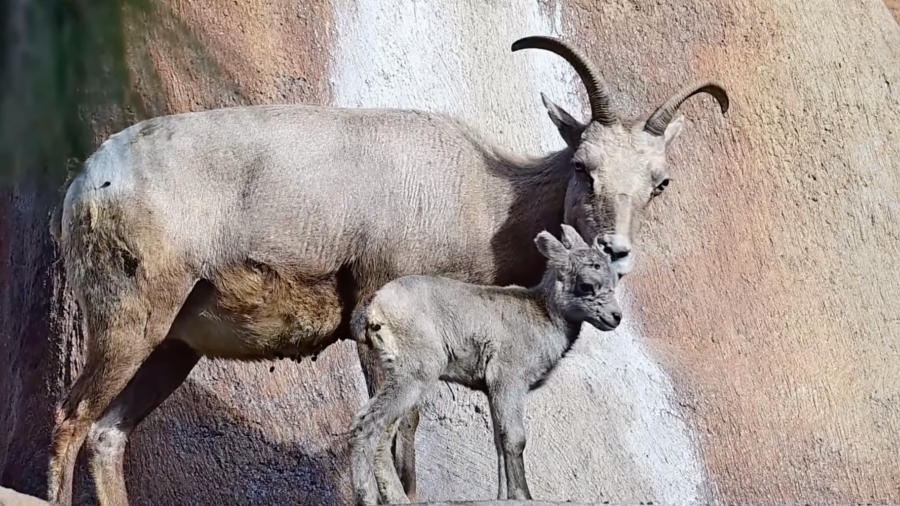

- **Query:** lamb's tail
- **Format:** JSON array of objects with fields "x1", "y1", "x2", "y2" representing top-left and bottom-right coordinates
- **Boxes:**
[{"x1": 351, "y1": 294, "x2": 377, "y2": 344}]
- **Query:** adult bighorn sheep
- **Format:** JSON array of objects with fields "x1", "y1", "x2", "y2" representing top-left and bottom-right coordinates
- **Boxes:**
[
  {"x1": 47, "y1": 35, "x2": 728, "y2": 506},
  {"x1": 350, "y1": 225, "x2": 621, "y2": 505}
]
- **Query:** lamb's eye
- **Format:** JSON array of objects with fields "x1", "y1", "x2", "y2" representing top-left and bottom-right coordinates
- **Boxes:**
[
  {"x1": 577, "y1": 283, "x2": 594, "y2": 295},
  {"x1": 652, "y1": 177, "x2": 670, "y2": 196},
  {"x1": 572, "y1": 160, "x2": 587, "y2": 173}
]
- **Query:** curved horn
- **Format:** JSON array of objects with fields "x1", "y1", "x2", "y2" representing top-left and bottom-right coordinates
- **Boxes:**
[
  {"x1": 644, "y1": 81, "x2": 729, "y2": 136},
  {"x1": 511, "y1": 36, "x2": 616, "y2": 125}
]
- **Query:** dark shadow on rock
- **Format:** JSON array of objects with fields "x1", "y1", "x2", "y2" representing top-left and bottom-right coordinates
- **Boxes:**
[
  {"x1": 67, "y1": 376, "x2": 352, "y2": 506},
  {"x1": 0, "y1": 188, "x2": 81, "y2": 500}
]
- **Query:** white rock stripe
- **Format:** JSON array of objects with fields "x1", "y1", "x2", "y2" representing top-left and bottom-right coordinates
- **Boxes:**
[{"x1": 328, "y1": 0, "x2": 706, "y2": 503}]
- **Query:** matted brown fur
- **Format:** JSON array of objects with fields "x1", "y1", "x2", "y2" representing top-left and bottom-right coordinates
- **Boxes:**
[{"x1": 195, "y1": 262, "x2": 344, "y2": 359}]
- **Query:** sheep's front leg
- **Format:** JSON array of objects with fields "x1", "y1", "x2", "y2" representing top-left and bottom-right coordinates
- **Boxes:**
[{"x1": 487, "y1": 382, "x2": 532, "y2": 500}]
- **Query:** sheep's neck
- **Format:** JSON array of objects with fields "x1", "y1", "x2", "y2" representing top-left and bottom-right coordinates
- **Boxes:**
[{"x1": 488, "y1": 148, "x2": 575, "y2": 287}]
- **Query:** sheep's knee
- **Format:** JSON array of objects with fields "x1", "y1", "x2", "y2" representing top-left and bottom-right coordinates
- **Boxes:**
[
  {"x1": 85, "y1": 420, "x2": 128, "y2": 469},
  {"x1": 86, "y1": 418, "x2": 133, "y2": 505}
]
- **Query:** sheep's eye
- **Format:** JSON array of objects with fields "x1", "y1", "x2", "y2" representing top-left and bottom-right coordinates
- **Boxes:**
[
  {"x1": 572, "y1": 160, "x2": 587, "y2": 173},
  {"x1": 577, "y1": 283, "x2": 594, "y2": 295},
  {"x1": 652, "y1": 177, "x2": 670, "y2": 196}
]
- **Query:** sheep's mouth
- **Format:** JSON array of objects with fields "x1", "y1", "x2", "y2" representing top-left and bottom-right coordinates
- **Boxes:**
[{"x1": 610, "y1": 256, "x2": 634, "y2": 278}]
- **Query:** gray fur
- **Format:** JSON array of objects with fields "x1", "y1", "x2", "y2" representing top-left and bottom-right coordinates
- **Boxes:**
[{"x1": 349, "y1": 225, "x2": 621, "y2": 505}]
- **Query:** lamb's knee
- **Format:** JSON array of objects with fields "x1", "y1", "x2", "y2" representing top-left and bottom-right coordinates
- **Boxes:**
[
  {"x1": 350, "y1": 409, "x2": 373, "y2": 440},
  {"x1": 502, "y1": 433, "x2": 526, "y2": 456},
  {"x1": 350, "y1": 413, "x2": 381, "y2": 463}
]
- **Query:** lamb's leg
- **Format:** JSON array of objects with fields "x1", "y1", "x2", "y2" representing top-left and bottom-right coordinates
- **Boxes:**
[
  {"x1": 48, "y1": 277, "x2": 193, "y2": 506},
  {"x1": 376, "y1": 420, "x2": 406, "y2": 503},
  {"x1": 85, "y1": 339, "x2": 200, "y2": 506},
  {"x1": 357, "y1": 345, "x2": 420, "y2": 499},
  {"x1": 350, "y1": 376, "x2": 425, "y2": 506},
  {"x1": 487, "y1": 382, "x2": 532, "y2": 500},
  {"x1": 487, "y1": 398, "x2": 507, "y2": 499},
  {"x1": 391, "y1": 406, "x2": 419, "y2": 500}
]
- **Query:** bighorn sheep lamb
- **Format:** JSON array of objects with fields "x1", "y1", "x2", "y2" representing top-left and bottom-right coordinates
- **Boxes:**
[
  {"x1": 48, "y1": 35, "x2": 728, "y2": 506},
  {"x1": 350, "y1": 225, "x2": 621, "y2": 505}
]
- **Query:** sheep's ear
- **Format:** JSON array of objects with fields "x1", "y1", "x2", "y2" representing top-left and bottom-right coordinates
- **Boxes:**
[
  {"x1": 535, "y1": 231, "x2": 569, "y2": 270},
  {"x1": 560, "y1": 224, "x2": 589, "y2": 250},
  {"x1": 664, "y1": 115, "x2": 685, "y2": 149},
  {"x1": 542, "y1": 93, "x2": 585, "y2": 149}
]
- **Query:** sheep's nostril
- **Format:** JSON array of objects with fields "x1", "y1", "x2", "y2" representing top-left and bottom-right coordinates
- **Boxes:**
[
  {"x1": 611, "y1": 311, "x2": 622, "y2": 325},
  {"x1": 601, "y1": 235, "x2": 632, "y2": 262}
]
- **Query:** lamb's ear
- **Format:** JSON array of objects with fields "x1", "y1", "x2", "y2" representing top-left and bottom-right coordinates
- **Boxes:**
[
  {"x1": 535, "y1": 231, "x2": 570, "y2": 270},
  {"x1": 560, "y1": 224, "x2": 589, "y2": 250}
]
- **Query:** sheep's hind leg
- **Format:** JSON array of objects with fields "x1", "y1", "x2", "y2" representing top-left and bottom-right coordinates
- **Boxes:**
[
  {"x1": 85, "y1": 339, "x2": 200, "y2": 506},
  {"x1": 48, "y1": 277, "x2": 193, "y2": 506},
  {"x1": 83, "y1": 280, "x2": 213, "y2": 506},
  {"x1": 350, "y1": 376, "x2": 425, "y2": 505}
]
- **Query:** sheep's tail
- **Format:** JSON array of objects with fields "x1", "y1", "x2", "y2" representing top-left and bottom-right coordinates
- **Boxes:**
[
  {"x1": 49, "y1": 162, "x2": 82, "y2": 244},
  {"x1": 351, "y1": 294, "x2": 377, "y2": 344}
]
